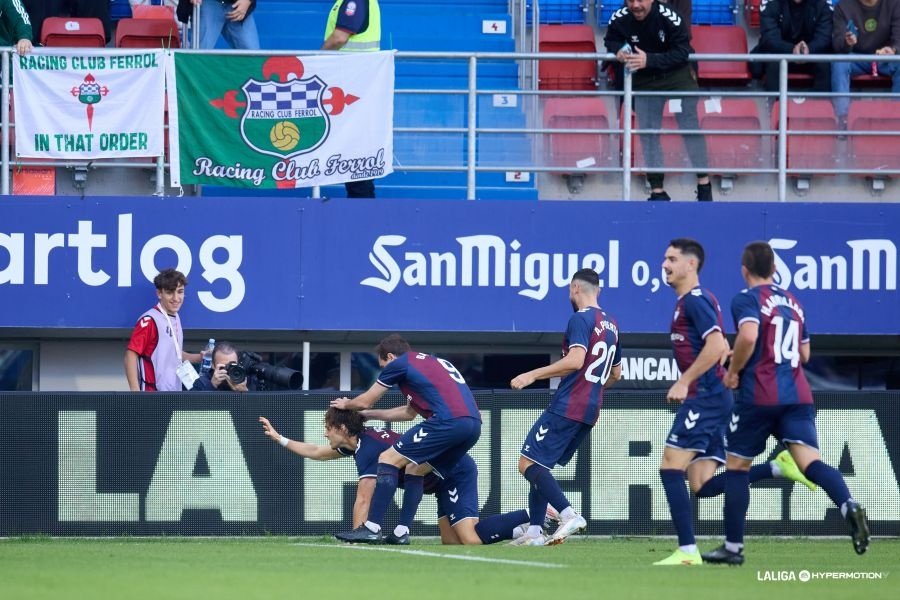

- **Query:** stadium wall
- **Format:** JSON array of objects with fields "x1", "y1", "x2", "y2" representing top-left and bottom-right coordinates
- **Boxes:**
[{"x1": 2, "y1": 390, "x2": 897, "y2": 537}]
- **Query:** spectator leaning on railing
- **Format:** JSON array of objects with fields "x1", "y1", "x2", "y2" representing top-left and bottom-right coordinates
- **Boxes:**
[
  {"x1": 830, "y1": 0, "x2": 900, "y2": 124},
  {"x1": 753, "y1": 0, "x2": 834, "y2": 94},
  {"x1": 3, "y1": 0, "x2": 34, "y2": 55}
]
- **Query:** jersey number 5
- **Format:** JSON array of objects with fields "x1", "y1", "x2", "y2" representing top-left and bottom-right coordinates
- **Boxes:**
[
  {"x1": 772, "y1": 315, "x2": 800, "y2": 368},
  {"x1": 585, "y1": 341, "x2": 616, "y2": 385}
]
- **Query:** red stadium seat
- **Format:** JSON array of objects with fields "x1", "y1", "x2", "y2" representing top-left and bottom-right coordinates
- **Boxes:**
[
  {"x1": 131, "y1": 5, "x2": 176, "y2": 20},
  {"x1": 745, "y1": 0, "x2": 762, "y2": 28},
  {"x1": 41, "y1": 17, "x2": 106, "y2": 48},
  {"x1": 848, "y1": 100, "x2": 900, "y2": 176},
  {"x1": 691, "y1": 25, "x2": 752, "y2": 86},
  {"x1": 770, "y1": 99, "x2": 838, "y2": 175},
  {"x1": 699, "y1": 98, "x2": 763, "y2": 172},
  {"x1": 538, "y1": 25, "x2": 597, "y2": 90},
  {"x1": 115, "y1": 18, "x2": 180, "y2": 48},
  {"x1": 544, "y1": 97, "x2": 612, "y2": 172}
]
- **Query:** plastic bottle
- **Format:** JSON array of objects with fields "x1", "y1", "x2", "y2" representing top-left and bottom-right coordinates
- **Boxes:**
[{"x1": 200, "y1": 338, "x2": 215, "y2": 376}]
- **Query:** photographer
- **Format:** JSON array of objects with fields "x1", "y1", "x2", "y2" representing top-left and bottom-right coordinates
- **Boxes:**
[{"x1": 190, "y1": 341, "x2": 254, "y2": 392}]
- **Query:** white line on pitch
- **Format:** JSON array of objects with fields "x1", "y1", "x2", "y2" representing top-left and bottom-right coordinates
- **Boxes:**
[{"x1": 293, "y1": 542, "x2": 566, "y2": 569}]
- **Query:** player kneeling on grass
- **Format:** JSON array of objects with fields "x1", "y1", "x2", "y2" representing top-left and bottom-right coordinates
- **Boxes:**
[{"x1": 261, "y1": 408, "x2": 534, "y2": 545}]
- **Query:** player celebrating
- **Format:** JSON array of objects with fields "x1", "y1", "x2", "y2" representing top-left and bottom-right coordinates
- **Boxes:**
[
  {"x1": 654, "y1": 238, "x2": 732, "y2": 566},
  {"x1": 702, "y1": 242, "x2": 870, "y2": 565},
  {"x1": 510, "y1": 268, "x2": 621, "y2": 546},
  {"x1": 260, "y1": 409, "x2": 531, "y2": 545},
  {"x1": 330, "y1": 335, "x2": 482, "y2": 543}
]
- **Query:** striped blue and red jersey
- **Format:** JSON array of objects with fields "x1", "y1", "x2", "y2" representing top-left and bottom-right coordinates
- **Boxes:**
[
  {"x1": 376, "y1": 352, "x2": 481, "y2": 421},
  {"x1": 337, "y1": 427, "x2": 441, "y2": 490},
  {"x1": 730, "y1": 284, "x2": 813, "y2": 406},
  {"x1": 671, "y1": 286, "x2": 726, "y2": 397},
  {"x1": 548, "y1": 307, "x2": 621, "y2": 426}
]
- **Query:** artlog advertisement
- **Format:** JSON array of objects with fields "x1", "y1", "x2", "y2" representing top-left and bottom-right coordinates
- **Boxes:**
[
  {"x1": 166, "y1": 51, "x2": 395, "y2": 189},
  {"x1": 13, "y1": 49, "x2": 166, "y2": 159}
]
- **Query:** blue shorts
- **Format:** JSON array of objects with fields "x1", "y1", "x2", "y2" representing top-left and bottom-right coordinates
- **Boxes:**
[
  {"x1": 435, "y1": 455, "x2": 479, "y2": 526},
  {"x1": 521, "y1": 410, "x2": 592, "y2": 469},
  {"x1": 393, "y1": 416, "x2": 481, "y2": 478},
  {"x1": 725, "y1": 402, "x2": 819, "y2": 459},
  {"x1": 666, "y1": 389, "x2": 733, "y2": 464}
]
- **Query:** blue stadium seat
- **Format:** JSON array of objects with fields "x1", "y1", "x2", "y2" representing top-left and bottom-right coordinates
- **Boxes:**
[{"x1": 526, "y1": 0, "x2": 587, "y2": 24}]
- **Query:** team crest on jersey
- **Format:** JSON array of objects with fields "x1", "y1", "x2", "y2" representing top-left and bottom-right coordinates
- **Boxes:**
[
  {"x1": 345, "y1": 1, "x2": 357, "y2": 16},
  {"x1": 659, "y1": 30, "x2": 666, "y2": 43}
]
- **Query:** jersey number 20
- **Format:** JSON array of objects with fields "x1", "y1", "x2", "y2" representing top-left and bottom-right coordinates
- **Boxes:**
[{"x1": 585, "y1": 341, "x2": 616, "y2": 385}]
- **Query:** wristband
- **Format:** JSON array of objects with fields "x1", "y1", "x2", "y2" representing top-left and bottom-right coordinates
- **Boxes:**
[{"x1": 279, "y1": 435, "x2": 290, "y2": 447}]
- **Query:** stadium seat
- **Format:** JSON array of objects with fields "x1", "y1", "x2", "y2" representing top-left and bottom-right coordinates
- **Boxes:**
[
  {"x1": 41, "y1": 17, "x2": 106, "y2": 48},
  {"x1": 115, "y1": 18, "x2": 180, "y2": 48},
  {"x1": 848, "y1": 100, "x2": 900, "y2": 176},
  {"x1": 770, "y1": 99, "x2": 838, "y2": 176},
  {"x1": 700, "y1": 98, "x2": 764, "y2": 172},
  {"x1": 691, "y1": 25, "x2": 752, "y2": 86},
  {"x1": 527, "y1": 0, "x2": 587, "y2": 24},
  {"x1": 131, "y1": 5, "x2": 176, "y2": 20},
  {"x1": 745, "y1": 0, "x2": 762, "y2": 28},
  {"x1": 544, "y1": 97, "x2": 613, "y2": 172},
  {"x1": 538, "y1": 25, "x2": 597, "y2": 90}
]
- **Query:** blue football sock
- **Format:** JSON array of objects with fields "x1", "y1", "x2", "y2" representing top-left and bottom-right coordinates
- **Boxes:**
[
  {"x1": 366, "y1": 463, "x2": 400, "y2": 528},
  {"x1": 660, "y1": 469, "x2": 695, "y2": 547},
  {"x1": 527, "y1": 485, "x2": 548, "y2": 527},
  {"x1": 804, "y1": 460, "x2": 851, "y2": 508},
  {"x1": 475, "y1": 509, "x2": 530, "y2": 544},
  {"x1": 523, "y1": 464, "x2": 571, "y2": 517},
  {"x1": 724, "y1": 470, "x2": 750, "y2": 545},
  {"x1": 399, "y1": 474, "x2": 424, "y2": 528},
  {"x1": 695, "y1": 463, "x2": 772, "y2": 498}
]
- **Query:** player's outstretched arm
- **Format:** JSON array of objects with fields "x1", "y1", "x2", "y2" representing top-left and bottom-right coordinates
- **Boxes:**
[
  {"x1": 259, "y1": 416, "x2": 341, "y2": 460},
  {"x1": 352, "y1": 478, "x2": 376, "y2": 528},
  {"x1": 511, "y1": 346, "x2": 586, "y2": 389},
  {"x1": 362, "y1": 404, "x2": 418, "y2": 423},
  {"x1": 330, "y1": 381, "x2": 390, "y2": 411}
]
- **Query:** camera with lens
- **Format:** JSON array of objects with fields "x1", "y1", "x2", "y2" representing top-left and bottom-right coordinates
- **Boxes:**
[{"x1": 226, "y1": 351, "x2": 303, "y2": 390}]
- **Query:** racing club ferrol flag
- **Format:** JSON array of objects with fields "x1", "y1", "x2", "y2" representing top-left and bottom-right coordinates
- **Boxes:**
[
  {"x1": 13, "y1": 49, "x2": 166, "y2": 159},
  {"x1": 167, "y1": 51, "x2": 395, "y2": 189}
]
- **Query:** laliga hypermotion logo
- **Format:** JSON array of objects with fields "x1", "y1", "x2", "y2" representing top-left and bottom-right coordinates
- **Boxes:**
[
  {"x1": 210, "y1": 57, "x2": 360, "y2": 177},
  {"x1": 70, "y1": 73, "x2": 109, "y2": 131}
]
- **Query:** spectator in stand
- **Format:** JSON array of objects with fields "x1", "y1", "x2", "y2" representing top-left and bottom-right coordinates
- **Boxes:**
[
  {"x1": 830, "y1": 0, "x2": 900, "y2": 124},
  {"x1": 23, "y1": 0, "x2": 109, "y2": 45},
  {"x1": 177, "y1": 0, "x2": 259, "y2": 49},
  {"x1": 753, "y1": 0, "x2": 833, "y2": 94},
  {"x1": 2, "y1": 0, "x2": 34, "y2": 54}
]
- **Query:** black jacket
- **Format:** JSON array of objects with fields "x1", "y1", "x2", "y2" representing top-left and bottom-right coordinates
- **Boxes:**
[
  {"x1": 604, "y1": 2, "x2": 693, "y2": 75},
  {"x1": 758, "y1": 0, "x2": 833, "y2": 54}
]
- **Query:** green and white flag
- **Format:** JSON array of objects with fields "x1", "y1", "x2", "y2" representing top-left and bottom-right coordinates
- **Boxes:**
[
  {"x1": 167, "y1": 51, "x2": 394, "y2": 189},
  {"x1": 13, "y1": 49, "x2": 166, "y2": 159}
]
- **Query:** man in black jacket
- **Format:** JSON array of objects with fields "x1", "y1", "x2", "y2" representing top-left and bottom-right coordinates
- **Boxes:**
[
  {"x1": 605, "y1": 0, "x2": 712, "y2": 201},
  {"x1": 754, "y1": 0, "x2": 833, "y2": 92}
]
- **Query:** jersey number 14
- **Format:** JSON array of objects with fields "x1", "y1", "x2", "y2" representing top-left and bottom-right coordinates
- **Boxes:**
[{"x1": 772, "y1": 315, "x2": 800, "y2": 368}]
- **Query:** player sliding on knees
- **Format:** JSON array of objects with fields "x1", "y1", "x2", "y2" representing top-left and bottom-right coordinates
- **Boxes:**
[{"x1": 261, "y1": 409, "x2": 540, "y2": 545}]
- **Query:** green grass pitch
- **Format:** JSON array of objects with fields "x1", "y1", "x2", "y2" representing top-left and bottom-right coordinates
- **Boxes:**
[{"x1": 1, "y1": 537, "x2": 896, "y2": 600}]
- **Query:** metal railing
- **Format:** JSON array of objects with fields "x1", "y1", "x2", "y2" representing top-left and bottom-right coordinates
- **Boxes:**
[{"x1": 2, "y1": 48, "x2": 899, "y2": 201}]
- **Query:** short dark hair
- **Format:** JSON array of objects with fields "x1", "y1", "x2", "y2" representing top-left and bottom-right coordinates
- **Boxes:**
[
  {"x1": 213, "y1": 341, "x2": 239, "y2": 363},
  {"x1": 572, "y1": 268, "x2": 600, "y2": 288},
  {"x1": 742, "y1": 241, "x2": 775, "y2": 279},
  {"x1": 324, "y1": 407, "x2": 366, "y2": 437},
  {"x1": 669, "y1": 238, "x2": 706, "y2": 273},
  {"x1": 154, "y1": 268, "x2": 187, "y2": 291},
  {"x1": 374, "y1": 334, "x2": 411, "y2": 361}
]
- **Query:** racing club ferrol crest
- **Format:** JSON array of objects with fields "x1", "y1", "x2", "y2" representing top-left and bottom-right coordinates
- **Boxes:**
[{"x1": 240, "y1": 76, "x2": 330, "y2": 159}]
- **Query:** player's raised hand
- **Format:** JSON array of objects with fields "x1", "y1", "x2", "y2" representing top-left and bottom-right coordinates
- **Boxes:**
[
  {"x1": 259, "y1": 416, "x2": 280, "y2": 441},
  {"x1": 331, "y1": 397, "x2": 352, "y2": 409},
  {"x1": 666, "y1": 380, "x2": 689, "y2": 404},
  {"x1": 511, "y1": 372, "x2": 535, "y2": 390}
]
